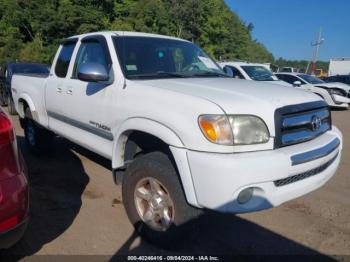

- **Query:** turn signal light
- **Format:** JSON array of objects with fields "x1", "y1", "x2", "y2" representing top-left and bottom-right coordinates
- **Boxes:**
[{"x1": 198, "y1": 115, "x2": 233, "y2": 145}]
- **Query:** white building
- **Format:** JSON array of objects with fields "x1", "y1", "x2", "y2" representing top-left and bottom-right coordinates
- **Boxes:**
[{"x1": 328, "y1": 58, "x2": 350, "y2": 76}]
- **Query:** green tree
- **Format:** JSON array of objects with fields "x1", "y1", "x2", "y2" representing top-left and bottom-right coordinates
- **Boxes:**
[{"x1": 0, "y1": 0, "x2": 276, "y2": 64}]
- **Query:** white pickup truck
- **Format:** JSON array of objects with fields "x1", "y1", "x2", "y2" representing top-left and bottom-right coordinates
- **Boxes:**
[
  {"x1": 12, "y1": 31, "x2": 342, "y2": 246},
  {"x1": 219, "y1": 61, "x2": 291, "y2": 87}
]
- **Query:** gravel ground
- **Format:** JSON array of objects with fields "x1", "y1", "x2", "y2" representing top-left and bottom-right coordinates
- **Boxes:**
[{"x1": 1, "y1": 109, "x2": 349, "y2": 261}]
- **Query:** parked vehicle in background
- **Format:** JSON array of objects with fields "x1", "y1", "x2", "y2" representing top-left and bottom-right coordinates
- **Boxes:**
[
  {"x1": 263, "y1": 63, "x2": 279, "y2": 73},
  {"x1": 280, "y1": 67, "x2": 299, "y2": 73},
  {"x1": 0, "y1": 109, "x2": 29, "y2": 248},
  {"x1": 0, "y1": 62, "x2": 50, "y2": 115},
  {"x1": 276, "y1": 72, "x2": 350, "y2": 108},
  {"x1": 323, "y1": 75, "x2": 350, "y2": 86},
  {"x1": 328, "y1": 58, "x2": 350, "y2": 76},
  {"x1": 220, "y1": 62, "x2": 291, "y2": 87},
  {"x1": 11, "y1": 31, "x2": 343, "y2": 246},
  {"x1": 315, "y1": 68, "x2": 327, "y2": 78}
]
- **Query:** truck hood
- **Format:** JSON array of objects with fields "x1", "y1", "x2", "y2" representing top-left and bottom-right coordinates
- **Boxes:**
[
  {"x1": 139, "y1": 78, "x2": 320, "y2": 114},
  {"x1": 315, "y1": 82, "x2": 350, "y2": 92},
  {"x1": 265, "y1": 80, "x2": 293, "y2": 87}
]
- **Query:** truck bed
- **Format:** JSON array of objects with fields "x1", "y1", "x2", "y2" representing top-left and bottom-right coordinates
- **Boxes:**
[{"x1": 11, "y1": 74, "x2": 49, "y2": 126}]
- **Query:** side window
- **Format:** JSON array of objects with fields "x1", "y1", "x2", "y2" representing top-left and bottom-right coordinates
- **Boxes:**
[
  {"x1": 289, "y1": 75, "x2": 304, "y2": 85},
  {"x1": 297, "y1": 77, "x2": 307, "y2": 85},
  {"x1": 280, "y1": 75, "x2": 303, "y2": 85},
  {"x1": 55, "y1": 42, "x2": 76, "y2": 78},
  {"x1": 278, "y1": 74, "x2": 294, "y2": 84},
  {"x1": 233, "y1": 66, "x2": 244, "y2": 79},
  {"x1": 346, "y1": 77, "x2": 350, "y2": 85},
  {"x1": 276, "y1": 74, "x2": 285, "y2": 81},
  {"x1": 226, "y1": 66, "x2": 244, "y2": 79},
  {"x1": 73, "y1": 40, "x2": 110, "y2": 78}
]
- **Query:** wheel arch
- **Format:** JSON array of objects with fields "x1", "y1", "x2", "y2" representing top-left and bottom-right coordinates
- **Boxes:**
[
  {"x1": 17, "y1": 94, "x2": 36, "y2": 119},
  {"x1": 112, "y1": 118, "x2": 184, "y2": 169},
  {"x1": 111, "y1": 118, "x2": 200, "y2": 207}
]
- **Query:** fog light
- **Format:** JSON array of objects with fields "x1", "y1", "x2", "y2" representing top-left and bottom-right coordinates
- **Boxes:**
[{"x1": 238, "y1": 188, "x2": 254, "y2": 204}]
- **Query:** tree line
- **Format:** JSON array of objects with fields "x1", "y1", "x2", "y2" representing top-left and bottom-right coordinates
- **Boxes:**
[{"x1": 0, "y1": 0, "x2": 325, "y2": 70}]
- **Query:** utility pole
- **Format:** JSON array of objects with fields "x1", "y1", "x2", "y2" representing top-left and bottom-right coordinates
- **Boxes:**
[{"x1": 306, "y1": 27, "x2": 324, "y2": 75}]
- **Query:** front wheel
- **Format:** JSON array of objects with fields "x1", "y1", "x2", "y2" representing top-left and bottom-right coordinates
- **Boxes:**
[{"x1": 122, "y1": 152, "x2": 201, "y2": 248}]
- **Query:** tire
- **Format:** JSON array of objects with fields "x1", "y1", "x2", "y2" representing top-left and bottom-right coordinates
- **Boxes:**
[
  {"x1": 7, "y1": 95, "x2": 17, "y2": 115},
  {"x1": 0, "y1": 91, "x2": 7, "y2": 106},
  {"x1": 122, "y1": 151, "x2": 201, "y2": 249},
  {"x1": 24, "y1": 107, "x2": 54, "y2": 154}
]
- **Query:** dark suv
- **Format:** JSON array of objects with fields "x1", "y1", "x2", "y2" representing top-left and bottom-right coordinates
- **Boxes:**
[
  {"x1": 0, "y1": 62, "x2": 50, "y2": 115},
  {"x1": 323, "y1": 75, "x2": 350, "y2": 86}
]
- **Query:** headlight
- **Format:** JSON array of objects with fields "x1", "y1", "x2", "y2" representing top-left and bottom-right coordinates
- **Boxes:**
[
  {"x1": 228, "y1": 115, "x2": 270, "y2": 145},
  {"x1": 198, "y1": 115, "x2": 270, "y2": 145},
  {"x1": 328, "y1": 88, "x2": 345, "y2": 96}
]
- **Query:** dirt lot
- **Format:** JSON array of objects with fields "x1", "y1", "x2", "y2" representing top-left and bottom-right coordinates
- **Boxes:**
[{"x1": 1, "y1": 109, "x2": 350, "y2": 260}]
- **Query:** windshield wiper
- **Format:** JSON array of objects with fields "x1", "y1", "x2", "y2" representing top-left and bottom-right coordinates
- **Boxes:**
[
  {"x1": 129, "y1": 72, "x2": 189, "y2": 79},
  {"x1": 190, "y1": 72, "x2": 228, "y2": 78}
]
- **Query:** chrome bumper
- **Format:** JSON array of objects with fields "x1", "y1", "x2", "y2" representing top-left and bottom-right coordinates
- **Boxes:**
[{"x1": 291, "y1": 138, "x2": 340, "y2": 166}]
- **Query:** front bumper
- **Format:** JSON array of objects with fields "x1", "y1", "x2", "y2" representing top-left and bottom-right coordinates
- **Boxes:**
[
  {"x1": 185, "y1": 127, "x2": 342, "y2": 213},
  {"x1": 331, "y1": 94, "x2": 350, "y2": 107}
]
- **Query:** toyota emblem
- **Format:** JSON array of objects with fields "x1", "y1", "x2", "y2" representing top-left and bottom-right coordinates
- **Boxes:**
[{"x1": 311, "y1": 115, "x2": 322, "y2": 131}]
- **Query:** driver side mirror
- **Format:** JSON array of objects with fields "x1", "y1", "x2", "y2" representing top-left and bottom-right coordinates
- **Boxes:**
[
  {"x1": 223, "y1": 66, "x2": 234, "y2": 78},
  {"x1": 293, "y1": 81, "x2": 302, "y2": 87},
  {"x1": 78, "y1": 63, "x2": 109, "y2": 82}
]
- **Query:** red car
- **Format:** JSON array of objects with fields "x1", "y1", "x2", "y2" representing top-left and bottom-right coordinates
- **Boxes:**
[{"x1": 0, "y1": 109, "x2": 28, "y2": 248}]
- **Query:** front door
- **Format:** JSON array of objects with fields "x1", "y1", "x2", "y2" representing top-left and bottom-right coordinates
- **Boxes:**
[{"x1": 58, "y1": 35, "x2": 119, "y2": 158}]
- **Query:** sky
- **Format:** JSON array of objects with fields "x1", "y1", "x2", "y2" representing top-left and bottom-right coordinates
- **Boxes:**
[{"x1": 225, "y1": 0, "x2": 350, "y2": 61}]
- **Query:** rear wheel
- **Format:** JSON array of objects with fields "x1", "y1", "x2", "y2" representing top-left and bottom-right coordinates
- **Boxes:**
[
  {"x1": 122, "y1": 152, "x2": 201, "y2": 248},
  {"x1": 0, "y1": 91, "x2": 7, "y2": 106},
  {"x1": 7, "y1": 96, "x2": 17, "y2": 115},
  {"x1": 24, "y1": 108, "x2": 54, "y2": 154}
]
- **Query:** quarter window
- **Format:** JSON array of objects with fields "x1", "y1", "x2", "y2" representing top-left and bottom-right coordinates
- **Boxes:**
[{"x1": 55, "y1": 42, "x2": 76, "y2": 78}]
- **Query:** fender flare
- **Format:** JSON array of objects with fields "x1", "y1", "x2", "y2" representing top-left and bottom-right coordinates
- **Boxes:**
[
  {"x1": 111, "y1": 118, "x2": 200, "y2": 207},
  {"x1": 17, "y1": 93, "x2": 36, "y2": 119},
  {"x1": 112, "y1": 117, "x2": 184, "y2": 169}
]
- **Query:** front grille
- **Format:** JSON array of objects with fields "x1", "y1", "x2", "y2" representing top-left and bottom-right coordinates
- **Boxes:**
[
  {"x1": 274, "y1": 153, "x2": 338, "y2": 187},
  {"x1": 275, "y1": 101, "x2": 331, "y2": 148}
]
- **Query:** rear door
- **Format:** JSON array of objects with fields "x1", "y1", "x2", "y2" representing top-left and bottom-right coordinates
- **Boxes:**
[{"x1": 45, "y1": 39, "x2": 78, "y2": 134}]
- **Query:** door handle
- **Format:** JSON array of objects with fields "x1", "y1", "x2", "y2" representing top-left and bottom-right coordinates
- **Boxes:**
[
  {"x1": 56, "y1": 87, "x2": 62, "y2": 93},
  {"x1": 67, "y1": 89, "x2": 73, "y2": 95}
]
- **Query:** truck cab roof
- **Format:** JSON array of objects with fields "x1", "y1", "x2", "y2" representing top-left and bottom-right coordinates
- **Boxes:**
[{"x1": 63, "y1": 31, "x2": 190, "y2": 43}]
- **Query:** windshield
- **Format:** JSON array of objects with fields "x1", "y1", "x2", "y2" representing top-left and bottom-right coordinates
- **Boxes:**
[
  {"x1": 241, "y1": 66, "x2": 278, "y2": 81},
  {"x1": 298, "y1": 74, "x2": 325, "y2": 84},
  {"x1": 113, "y1": 36, "x2": 225, "y2": 79}
]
